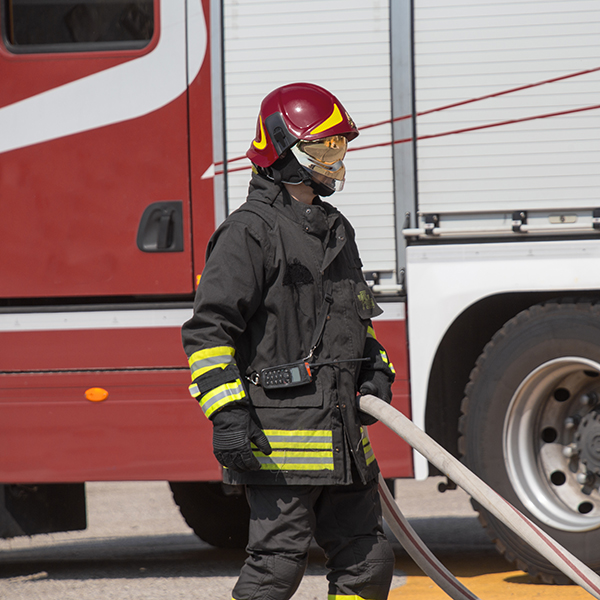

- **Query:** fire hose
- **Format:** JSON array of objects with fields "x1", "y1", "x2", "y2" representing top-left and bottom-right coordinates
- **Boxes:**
[{"x1": 358, "y1": 394, "x2": 600, "y2": 600}]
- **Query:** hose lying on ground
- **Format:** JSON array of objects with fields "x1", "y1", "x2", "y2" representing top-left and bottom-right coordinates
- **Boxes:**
[
  {"x1": 358, "y1": 394, "x2": 600, "y2": 600},
  {"x1": 377, "y1": 471, "x2": 481, "y2": 600}
]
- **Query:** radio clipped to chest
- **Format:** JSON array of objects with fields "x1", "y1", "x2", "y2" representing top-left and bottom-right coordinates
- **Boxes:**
[
  {"x1": 260, "y1": 361, "x2": 313, "y2": 389},
  {"x1": 257, "y1": 357, "x2": 370, "y2": 390}
]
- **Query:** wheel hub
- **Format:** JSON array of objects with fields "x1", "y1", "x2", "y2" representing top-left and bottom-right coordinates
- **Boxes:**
[
  {"x1": 504, "y1": 357, "x2": 600, "y2": 532},
  {"x1": 576, "y1": 410, "x2": 600, "y2": 476}
]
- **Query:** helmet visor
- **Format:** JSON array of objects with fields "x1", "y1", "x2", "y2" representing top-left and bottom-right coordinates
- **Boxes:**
[
  {"x1": 291, "y1": 135, "x2": 348, "y2": 192},
  {"x1": 297, "y1": 135, "x2": 347, "y2": 165}
]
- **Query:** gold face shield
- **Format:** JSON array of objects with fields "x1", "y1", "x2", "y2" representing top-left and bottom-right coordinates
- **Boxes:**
[
  {"x1": 291, "y1": 135, "x2": 348, "y2": 192},
  {"x1": 297, "y1": 135, "x2": 348, "y2": 165}
]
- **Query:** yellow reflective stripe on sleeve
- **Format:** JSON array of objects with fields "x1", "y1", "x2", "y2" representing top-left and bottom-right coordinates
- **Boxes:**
[
  {"x1": 188, "y1": 346, "x2": 235, "y2": 380},
  {"x1": 380, "y1": 349, "x2": 396, "y2": 375},
  {"x1": 199, "y1": 379, "x2": 245, "y2": 418},
  {"x1": 189, "y1": 383, "x2": 201, "y2": 398},
  {"x1": 367, "y1": 325, "x2": 377, "y2": 339},
  {"x1": 309, "y1": 103, "x2": 343, "y2": 135},
  {"x1": 362, "y1": 435, "x2": 375, "y2": 466}
]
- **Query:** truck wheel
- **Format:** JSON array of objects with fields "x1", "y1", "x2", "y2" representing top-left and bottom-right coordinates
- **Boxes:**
[
  {"x1": 459, "y1": 300, "x2": 600, "y2": 583},
  {"x1": 169, "y1": 481, "x2": 249, "y2": 548}
]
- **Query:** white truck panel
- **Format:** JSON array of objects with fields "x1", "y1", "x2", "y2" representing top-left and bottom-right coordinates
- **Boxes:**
[
  {"x1": 406, "y1": 238, "x2": 600, "y2": 478},
  {"x1": 222, "y1": 0, "x2": 396, "y2": 273},
  {"x1": 413, "y1": 0, "x2": 600, "y2": 219}
]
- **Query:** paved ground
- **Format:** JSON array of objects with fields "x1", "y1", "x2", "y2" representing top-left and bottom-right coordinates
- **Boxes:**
[
  {"x1": 1, "y1": 477, "x2": 590, "y2": 599},
  {"x1": 0, "y1": 477, "x2": 494, "y2": 599}
]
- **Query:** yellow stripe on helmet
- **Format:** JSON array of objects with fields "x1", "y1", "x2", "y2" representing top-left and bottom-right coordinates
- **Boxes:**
[
  {"x1": 309, "y1": 103, "x2": 343, "y2": 135},
  {"x1": 252, "y1": 115, "x2": 267, "y2": 150}
]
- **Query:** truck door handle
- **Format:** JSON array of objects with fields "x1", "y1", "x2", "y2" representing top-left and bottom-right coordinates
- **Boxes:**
[{"x1": 137, "y1": 201, "x2": 184, "y2": 252}]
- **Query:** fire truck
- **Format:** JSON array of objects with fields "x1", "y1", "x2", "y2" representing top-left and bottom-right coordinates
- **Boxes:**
[{"x1": 1, "y1": 0, "x2": 600, "y2": 584}]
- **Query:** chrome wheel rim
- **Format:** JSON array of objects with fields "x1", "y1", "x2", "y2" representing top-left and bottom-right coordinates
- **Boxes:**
[{"x1": 504, "y1": 357, "x2": 600, "y2": 532}]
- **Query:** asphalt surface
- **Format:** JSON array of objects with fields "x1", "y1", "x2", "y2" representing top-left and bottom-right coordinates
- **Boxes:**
[{"x1": 0, "y1": 477, "x2": 498, "y2": 599}]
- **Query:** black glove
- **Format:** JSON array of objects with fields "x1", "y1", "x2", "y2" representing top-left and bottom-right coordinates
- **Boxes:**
[
  {"x1": 211, "y1": 404, "x2": 272, "y2": 472},
  {"x1": 358, "y1": 371, "x2": 393, "y2": 426}
]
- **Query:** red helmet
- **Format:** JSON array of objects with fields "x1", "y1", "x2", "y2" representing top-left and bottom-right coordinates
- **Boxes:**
[{"x1": 246, "y1": 83, "x2": 359, "y2": 195}]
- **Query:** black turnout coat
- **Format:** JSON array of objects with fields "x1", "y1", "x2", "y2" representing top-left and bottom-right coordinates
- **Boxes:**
[{"x1": 182, "y1": 173, "x2": 390, "y2": 486}]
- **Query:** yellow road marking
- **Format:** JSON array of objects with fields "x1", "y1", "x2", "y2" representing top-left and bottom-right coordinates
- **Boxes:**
[{"x1": 390, "y1": 555, "x2": 590, "y2": 599}]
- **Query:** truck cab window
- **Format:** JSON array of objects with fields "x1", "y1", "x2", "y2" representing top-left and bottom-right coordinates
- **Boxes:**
[{"x1": 3, "y1": 0, "x2": 154, "y2": 52}]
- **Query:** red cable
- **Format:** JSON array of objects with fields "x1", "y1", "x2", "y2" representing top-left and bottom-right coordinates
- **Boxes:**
[
  {"x1": 220, "y1": 66, "x2": 600, "y2": 166},
  {"x1": 360, "y1": 65, "x2": 600, "y2": 131}
]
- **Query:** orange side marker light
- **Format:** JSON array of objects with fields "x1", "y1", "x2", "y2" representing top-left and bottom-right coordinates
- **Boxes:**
[{"x1": 85, "y1": 387, "x2": 109, "y2": 402}]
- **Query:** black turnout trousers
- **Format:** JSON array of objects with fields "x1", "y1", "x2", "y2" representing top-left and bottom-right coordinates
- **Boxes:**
[{"x1": 232, "y1": 476, "x2": 395, "y2": 600}]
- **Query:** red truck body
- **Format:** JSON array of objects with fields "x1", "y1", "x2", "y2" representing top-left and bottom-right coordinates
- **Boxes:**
[{"x1": 0, "y1": 0, "x2": 411, "y2": 505}]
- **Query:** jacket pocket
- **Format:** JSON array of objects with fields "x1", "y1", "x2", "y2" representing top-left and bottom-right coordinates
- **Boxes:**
[
  {"x1": 354, "y1": 280, "x2": 383, "y2": 320},
  {"x1": 249, "y1": 380, "x2": 324, "y2": 408}
]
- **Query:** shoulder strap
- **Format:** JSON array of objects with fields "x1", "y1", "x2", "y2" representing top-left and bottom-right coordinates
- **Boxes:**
[
  {"x1": 306, "y1": 280, "x2": 334, "y2": 359},
  {"x1": 234, "y1": 200, "x2": 277, "y2": 229}
]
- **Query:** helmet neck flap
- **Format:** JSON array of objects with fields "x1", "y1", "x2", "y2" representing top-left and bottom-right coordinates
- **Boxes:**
[{"x1": 258, "y1": 151, "x2": 336, "y2": 198}]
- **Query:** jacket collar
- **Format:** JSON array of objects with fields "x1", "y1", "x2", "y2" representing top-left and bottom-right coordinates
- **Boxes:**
[
  {"x1": 247, "y1": 172, "x2": 283, "y2": 206},
  {"x1": 246, "y1": 173, "x2": 347, "y2": 267}
]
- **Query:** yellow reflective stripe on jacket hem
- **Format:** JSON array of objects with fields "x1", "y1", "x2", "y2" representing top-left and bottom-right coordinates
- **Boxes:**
[
  {"x1": 249, "y1": 429, "x2": 335, "y2": 471},
  {"x1": 253, "y1": 450, "x2": 334, "y2": 471},
  {"x1": 267, "y1": 441, "x2": 332, "y2": 450},
  {"x1": 259, "y1": 429, "x2": 333, "y2": 450},
  {"x1": 200, "y1": 379, "x2": 245, "y2": 418},
  {"x1": 188, "y1": 346, "x2": 235, "y2": 380},
  {"x1": 263, "y1": 429, "x2": 332, "y2": 438}
]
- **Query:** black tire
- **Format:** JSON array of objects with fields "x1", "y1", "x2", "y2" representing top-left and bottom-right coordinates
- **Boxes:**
[
  {"x1": 169, "y1": 481, "x2": 250, "y2": 548},
  {"x1": 459, "y1": 300, "x2": 600, "y2": 583}
]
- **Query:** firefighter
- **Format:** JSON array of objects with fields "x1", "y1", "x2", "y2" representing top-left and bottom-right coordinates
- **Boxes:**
[{"x1": 181, "y1": 82, "x2": 396, "y2": 600}]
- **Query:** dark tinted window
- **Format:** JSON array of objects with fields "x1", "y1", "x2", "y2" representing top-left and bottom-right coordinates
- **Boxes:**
[{"x1": 4, "y1": 0, "x2": 154, "y2": 52}]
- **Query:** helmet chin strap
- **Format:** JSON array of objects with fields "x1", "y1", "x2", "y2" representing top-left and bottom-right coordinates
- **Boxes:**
[
  {"x1": 265, "y1": 153, "x2": 310, "y2": 185},
  {"x1": 264, "y1": 152, "x2": 336, "y2": 197}
]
